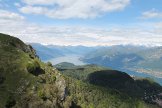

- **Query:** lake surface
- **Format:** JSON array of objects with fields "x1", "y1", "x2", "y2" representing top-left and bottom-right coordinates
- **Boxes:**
[
  {"x1": 47, "y1": 54, "x2": 162, "y2": 85},
  {"x1": 47, "y1": 54, "x2": 86, "y2": 65}
]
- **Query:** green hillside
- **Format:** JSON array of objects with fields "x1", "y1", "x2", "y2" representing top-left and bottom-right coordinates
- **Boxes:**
[
  {"x1": 56, "y1": 62, "x2": 162, "y2": 107},
  {"x1": 65, "y1": 77, "x2": 153, "y2": 108},
  {"x1": 0, "y1": 33, "x2": 67, "y2": 108}
]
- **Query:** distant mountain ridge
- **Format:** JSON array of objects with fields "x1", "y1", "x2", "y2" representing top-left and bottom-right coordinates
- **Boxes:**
[
  {"x1": 82, "y1": 45, "x2": 162, "y2": 78},
  {"x1": 30, "y1": 43, "x2": 98, "y2": 61},
  {"x1": 29, "y1": 43, "x2": 64, "y2": 61},
  {"x1": 31, "y1": 43, "x2": 162, "y2": 79}
]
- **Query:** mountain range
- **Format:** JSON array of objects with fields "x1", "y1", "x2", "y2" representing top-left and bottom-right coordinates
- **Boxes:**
[
  {"x1": 82, "y1": 45, "x2": 162, "y2": 79},
  {"x1": 30, "y1": 43, "x2": 97, "y2": 61}
]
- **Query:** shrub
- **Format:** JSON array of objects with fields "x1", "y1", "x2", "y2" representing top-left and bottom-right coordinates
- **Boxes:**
[
  {"x1": 27, "y1": 59, "x2": 41, "y2": 75},
  {"x1": 51, "y1": 75, "x2": 56, "y2": 83},
  {"x1": 37, "y1": 90, "x2": 46, "y2": 100},
  {"x1": 47, "y1": 62, "x2": 53, "y2": 67},
  {"x1": 5, "y1": 96, "x2": 16, "y2": 108},
  {"x1": 0, "y1": 76, "x2": 5, "y2": 84}
]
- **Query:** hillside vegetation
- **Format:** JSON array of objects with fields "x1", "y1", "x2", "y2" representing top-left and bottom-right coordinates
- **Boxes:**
[
  {"x1": 0, "y1": 33, "x2": 66, "y2": 108},
  {"x1": 56, "y1": 62, "x2": 162, "y2": 107}
]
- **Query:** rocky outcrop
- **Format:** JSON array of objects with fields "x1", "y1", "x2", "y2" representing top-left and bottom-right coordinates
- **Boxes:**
[{"x1": 55, "y1": 72, "x2": 67, "y2": 101}]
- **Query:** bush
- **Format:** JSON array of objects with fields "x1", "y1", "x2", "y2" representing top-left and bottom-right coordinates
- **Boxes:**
[
  {"x1": 38, "y1": 90, "x2": 46, "y2": 100},
  {"x1": 5, "y1": 96, "x2": 16, "y2": 108},
  {"x1": 51, "y1": 75, "x2": 56, "y2": 83},
  {"x1": 0, "y1": 76, "x2": 5, "y2": 84},
  {"x1": 47, "y1": 62, "x2": 53, "y2": 67},
  {"x1": 27, "y1": 59, "x2": 41, "y2": 76}
]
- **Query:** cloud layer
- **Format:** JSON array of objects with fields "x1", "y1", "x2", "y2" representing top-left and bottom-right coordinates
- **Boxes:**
[
  {"x1": 19, "y1": 0, "x2": 130, "y2": 19},
  {"x1": 0, "y1": 10, "x2": 24, "y2": 21},
  {"x1": 0, "y1": 9, "x2": 162, "y2": 46}
]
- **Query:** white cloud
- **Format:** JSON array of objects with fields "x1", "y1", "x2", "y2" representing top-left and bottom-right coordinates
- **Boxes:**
[
  {"x1": 2, "y1": 22, "x2": 162, "y2": 46},
  {"x1": 19, "y1": 0, "x2": 130, "y2": 19},
  {"x1": 0, "y1": 9, "x2": 25, "y2": 21},
  {"x1": 20, "y1": 6, "x2": 48, "y2": 15},
  {"x1": 0, "y1": 9, "x2": 25, "y2": 25},
  {"x1": 140, "y1": 9, "x2": 162, "y2": 19}
]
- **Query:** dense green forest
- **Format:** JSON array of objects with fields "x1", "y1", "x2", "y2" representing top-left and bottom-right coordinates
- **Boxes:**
[{"x1": 64, "y1": 76, "x2": 157, "y2": 108}]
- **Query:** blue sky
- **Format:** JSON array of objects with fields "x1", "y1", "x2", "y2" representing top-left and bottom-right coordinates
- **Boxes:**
[{"x1": 0, "y1": 0, "x2": 162, "y2": 46}]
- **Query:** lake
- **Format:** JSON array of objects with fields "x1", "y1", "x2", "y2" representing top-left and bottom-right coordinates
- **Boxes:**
[{"x1": 46, "y1": 54, "x2": 86, "y2": 65}]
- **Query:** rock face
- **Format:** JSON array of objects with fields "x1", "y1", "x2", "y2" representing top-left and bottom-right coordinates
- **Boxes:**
[
  {"x1": 0, "y1": 33, "x2": 67, "y2": 108},
  {"x1": 55, "y1": 72, "x2": 67, "y2": 101}
]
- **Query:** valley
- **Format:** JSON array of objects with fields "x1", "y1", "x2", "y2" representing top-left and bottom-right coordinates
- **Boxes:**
[{"x1": 32, "y1": 44, "x2": 162, "y2": 85}]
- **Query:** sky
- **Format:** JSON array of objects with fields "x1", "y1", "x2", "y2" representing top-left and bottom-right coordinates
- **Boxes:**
[{"x1": 0, "y1": 0, "x2": 162, "y2": 46}]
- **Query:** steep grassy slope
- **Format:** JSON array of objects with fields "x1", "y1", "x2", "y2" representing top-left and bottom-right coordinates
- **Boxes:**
[{"x1": 0, "y1": 33, "x2": 66, "y2": 108}]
